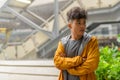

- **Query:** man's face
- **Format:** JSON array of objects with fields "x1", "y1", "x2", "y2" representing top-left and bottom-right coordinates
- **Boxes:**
[{"x1": 69, "y1": 18, "x2": 86, "y2": 36}]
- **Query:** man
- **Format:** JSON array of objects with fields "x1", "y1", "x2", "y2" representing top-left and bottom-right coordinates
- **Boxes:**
[{"x1": 54, "y1": 7, "x2": 99, "y2": 80}]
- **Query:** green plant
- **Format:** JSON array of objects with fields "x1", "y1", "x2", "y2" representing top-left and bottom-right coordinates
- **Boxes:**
[
  {"x1": 96, "y1": 34, "x2": 120, "y2": 80},
  {"x1": 96, "y1": 46, "x2": 120, "y2": 80}
]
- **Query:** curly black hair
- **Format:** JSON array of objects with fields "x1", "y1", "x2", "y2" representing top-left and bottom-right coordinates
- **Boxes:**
[{"x1": 67, "y1": 7, "x2": 87, "y2": 22}]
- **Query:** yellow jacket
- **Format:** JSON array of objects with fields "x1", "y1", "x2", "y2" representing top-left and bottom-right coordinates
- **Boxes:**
[{"x1": 54, "y1": 36, "x2": 99, "y2": 80}]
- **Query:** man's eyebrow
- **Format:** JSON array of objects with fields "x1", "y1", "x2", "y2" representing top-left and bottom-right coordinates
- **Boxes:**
[{"x1": 76, "y1": 19, "x2": 80, "y2": 22}]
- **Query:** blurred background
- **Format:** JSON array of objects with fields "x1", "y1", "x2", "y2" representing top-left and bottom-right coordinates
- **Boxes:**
[{"x1": 0, "y1": 0, "x2": 120, "y2": 80}]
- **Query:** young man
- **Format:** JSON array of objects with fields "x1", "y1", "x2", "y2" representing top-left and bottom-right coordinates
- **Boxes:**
[{"x1": 54, "y1": 7, "x2": 99, "y2": 80}]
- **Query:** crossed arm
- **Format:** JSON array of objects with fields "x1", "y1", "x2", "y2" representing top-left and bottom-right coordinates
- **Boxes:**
[
  {"x1": 54, "y1": 37, "x2": 99, "y2": 75},
  {"x1": 54, "y1": 41, "x2": 83, "y2": 70}
]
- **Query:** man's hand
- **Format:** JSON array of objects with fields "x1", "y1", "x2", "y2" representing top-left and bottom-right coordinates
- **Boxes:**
[
  {"x1": 82, "y1": 57, "x2": 86, "y2": 63},
  {"x1": 60, "y1": 53, "x2": 66, "y2": 57},
  {"x1": 60, "y1": 53, "x2": 86, "y2": 63}
]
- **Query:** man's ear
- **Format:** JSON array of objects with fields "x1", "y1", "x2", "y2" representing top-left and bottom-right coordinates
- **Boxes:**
[{"x1": 68, "y1": 23, "x2": 72, "y2": 29}]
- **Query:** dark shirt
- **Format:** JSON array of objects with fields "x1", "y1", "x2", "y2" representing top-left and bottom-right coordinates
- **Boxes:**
[{"x1": 63, "y1": 38, "x2": 82, "y2": 80}]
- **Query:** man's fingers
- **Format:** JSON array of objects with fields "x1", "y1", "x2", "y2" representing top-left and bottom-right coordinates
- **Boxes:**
[
  {"x1": 60, "y1": 53, "x2": 66, "y2": 57},
  {"x1": 82, "y1": 58, "x2": 86, "y2": 62}
]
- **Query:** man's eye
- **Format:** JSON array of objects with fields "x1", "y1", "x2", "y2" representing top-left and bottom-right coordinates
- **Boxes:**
[{"x1": 78, "y1": 22, "x2": 81, "y2": 24}]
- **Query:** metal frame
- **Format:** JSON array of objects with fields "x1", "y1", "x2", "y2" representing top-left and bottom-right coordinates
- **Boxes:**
[
  {"x1": 0, "y1": 0, "x2": 8, "y2": 9},
  {"x1": 22, "y1": 30, "x2": 37, "y2": 42},
  {"x1": 26, "y1": 9, "x2": 49, "y2": 28},
  {"x1": 5, "y1": 6, "x2": 54, "y2": 39},
  {"x1": 59, "y1": 11, "x2": 68, "y2": 25},
  {"x1": 52, "y1": 0, "x2": 59, "y2": 38}
]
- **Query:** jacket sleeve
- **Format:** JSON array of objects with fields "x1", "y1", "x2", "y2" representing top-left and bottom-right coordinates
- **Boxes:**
[
  {"x1": 54, "y1": 41, "x2": 83, "y2": 70},
  {"x1": 67, "y1": 37, "x2": 100, "y2": 75}
]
